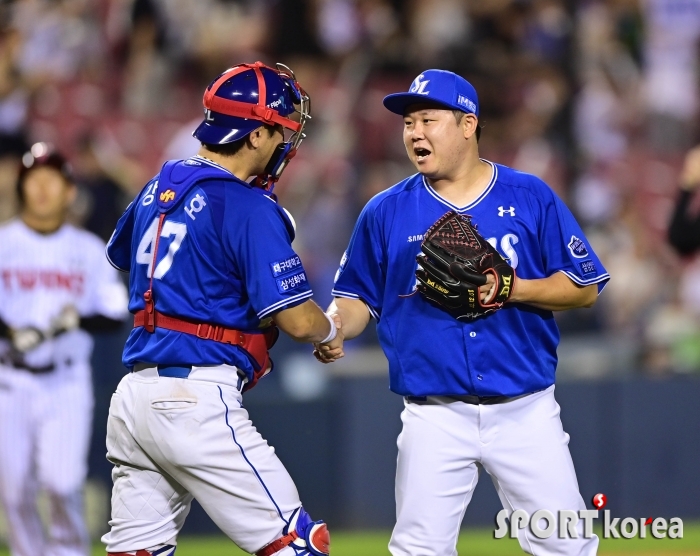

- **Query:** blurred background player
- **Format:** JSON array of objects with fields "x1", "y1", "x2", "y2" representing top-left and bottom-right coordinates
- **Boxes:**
[
  {"x1": 0, "y1": 142, "x2": 128, "y2": 556},
  {"x1": 668, "y1": 144, "x2": 700, "y2": 256},
  {"x1": 102, "y1": 62, "x2": 339, "y2": 556}
]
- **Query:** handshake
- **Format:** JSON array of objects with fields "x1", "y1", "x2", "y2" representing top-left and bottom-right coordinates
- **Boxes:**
[{"x1": 312, "y1": 310, "x2": 345, "y2": 365}]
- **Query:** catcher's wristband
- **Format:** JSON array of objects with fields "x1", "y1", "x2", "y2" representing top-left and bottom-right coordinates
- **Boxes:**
[{"x1": 320, "y1": 312, "x2": 338, "y2": 344}]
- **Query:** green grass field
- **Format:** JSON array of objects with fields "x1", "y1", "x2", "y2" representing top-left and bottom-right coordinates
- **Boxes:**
[{"x1": 2, "y1": 523, "x2": 698, "y2": 555}]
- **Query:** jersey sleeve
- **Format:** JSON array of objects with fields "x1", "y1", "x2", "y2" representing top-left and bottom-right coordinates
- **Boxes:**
[
  {"x1": 228, "y1": 200, "x2": 313, "y2": 320},
  {"x1": 106, "y1": 200, "x2": 136, "y2": 272},
  {"x1": 331, "y1": 202, "x2": 385, "y2": 319},
  {"x1": 537, "y1": 187, "x2": 610, "y2": 293},
  {"x1": 81, "y1": 235, "x2": 130, "y2": 319}
]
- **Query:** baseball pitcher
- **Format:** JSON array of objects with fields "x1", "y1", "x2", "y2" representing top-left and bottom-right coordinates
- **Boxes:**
[{"x1": 317, "y1": 70, "x2": 609, "y2": 555}]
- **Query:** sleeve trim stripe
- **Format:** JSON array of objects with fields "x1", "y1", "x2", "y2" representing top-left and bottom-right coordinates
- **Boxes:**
[
  {"x1": 331, "y1": 289, "x2": 380, "y2": 320},
  {"x1": 559, "y1": 270, "x2": 610, "y2": 286},
  {"x1": 331, "y1": 289, "x2": 359, "y2": 299},
  {"x1": 257, "y1": 290, "x2": 313, "y2": 319},
  {"x1": 105, "y1": 246, "x2": 128, "y2": 273}
]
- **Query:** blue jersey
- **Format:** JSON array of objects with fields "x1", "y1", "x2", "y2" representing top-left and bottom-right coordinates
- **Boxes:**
[
  {"x1": 332, "y1": 162, "x2": 609, "y2": 398},
  {"x1": 106, "y1": 156, "x2": 313, "y2": 378}
]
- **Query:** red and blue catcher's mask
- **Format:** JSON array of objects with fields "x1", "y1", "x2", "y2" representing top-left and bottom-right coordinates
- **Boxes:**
[{"x1": 193, "y1": 61, "x2": 310, "y2": 191}]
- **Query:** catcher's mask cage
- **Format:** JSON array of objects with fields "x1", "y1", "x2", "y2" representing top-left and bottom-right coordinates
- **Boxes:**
[
  {"x1": 193, "y1": 61, "x2": 311, "y2": 191},
  {"x1": 16, "y1": 142, "x2": 73, "y2": 203}
]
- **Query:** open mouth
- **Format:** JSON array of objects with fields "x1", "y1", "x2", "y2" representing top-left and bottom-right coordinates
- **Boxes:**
[{"x1": 414, "y1": 147, "x2": 431, "y2": 162}]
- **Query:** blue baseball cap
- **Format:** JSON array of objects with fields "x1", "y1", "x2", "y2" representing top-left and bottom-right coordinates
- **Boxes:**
[{"x1": 383, "y1": 69, "x2": 479, "y2": 117}]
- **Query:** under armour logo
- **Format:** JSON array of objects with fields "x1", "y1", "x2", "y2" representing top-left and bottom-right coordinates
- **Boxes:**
[
  {"x1": 498, "y1": 206, "x2": 515, "y2": 217},
  {"x1": 409, "y1": 74, "x2": 430, "y2": 95}
]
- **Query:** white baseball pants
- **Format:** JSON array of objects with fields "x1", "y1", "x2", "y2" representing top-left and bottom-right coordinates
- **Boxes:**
[
  {"x1": 102, "y1": 366, "x2": 304, "y2": 555},
  {"x1": 0, "y1": 365, "x2": 93, "y2": 556},
  {"x1": 389, "y1": 386, "x2": 599, "y2": 556}
]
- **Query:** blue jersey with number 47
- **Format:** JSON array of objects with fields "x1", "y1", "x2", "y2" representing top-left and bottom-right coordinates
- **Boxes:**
[
  {"x1": 106, "y1": 156, "x2": 313, "y2": 377},
  {"x1": 332, "y1": 161, "x2": 609, "y2": 398}
]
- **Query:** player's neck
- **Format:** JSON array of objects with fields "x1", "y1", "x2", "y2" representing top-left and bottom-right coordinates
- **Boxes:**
[
  {"x1": 427, "y1": 158, "x2": 492, "y2": 207},
  {"x1": 20, "y1": 212, "x2": 65, "y2": 234},
  {"x1": 196, "y1": 147, "x2": 256, "y2": 182}
]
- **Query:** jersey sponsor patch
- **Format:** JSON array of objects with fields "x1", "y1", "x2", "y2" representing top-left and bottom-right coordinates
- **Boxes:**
[
  {"x1": 579, "y1": 260, "x2": 597, "y2": 275},
  {"x1": 159, "y1": 189, "x2": 176, "y2": 202},
  {"x1": 276, "y1": 271, "x2": 308, "y2": 294},
  {"x1": 271, "y1": 255, "x2": 303, "y2": 277},
  {"x1": 568, "y1": 235, "x2": 589, "y2": 258}
]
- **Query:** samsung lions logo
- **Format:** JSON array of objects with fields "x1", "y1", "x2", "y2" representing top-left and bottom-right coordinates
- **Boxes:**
[
  {"x1": 409, "y1": 74, "x2": 430, "y2": 95},
  {"x1": 568, "y1": 236, "x2": 589, "y2": 258}
]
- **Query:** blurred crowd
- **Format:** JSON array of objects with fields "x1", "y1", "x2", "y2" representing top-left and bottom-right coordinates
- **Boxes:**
[{"x1": 1, "y1": 0, "x2": 699, "y2": 376}]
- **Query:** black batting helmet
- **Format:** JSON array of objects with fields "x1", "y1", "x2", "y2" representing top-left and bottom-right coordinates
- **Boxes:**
[{"x1": 16, "y1": 142, "x2": 73, "y2": 203}]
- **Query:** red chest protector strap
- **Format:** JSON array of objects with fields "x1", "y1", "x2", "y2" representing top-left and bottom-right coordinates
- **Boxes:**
[
  {"x1": 133, "y1": 309, "x2": 278, "y2": 386},
  {"x1": 136, "y1": 214, "x2": 278, "y2": 392}
]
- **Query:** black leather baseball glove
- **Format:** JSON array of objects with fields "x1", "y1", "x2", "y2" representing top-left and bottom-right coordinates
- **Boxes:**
[{"x1": 416, "y1": 210, "x2": 515, "y2": 320}]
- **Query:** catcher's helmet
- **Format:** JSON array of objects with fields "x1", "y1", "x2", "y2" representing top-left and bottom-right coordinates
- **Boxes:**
[
  {"x1": 193, "y1": 61, "x2": 310, "y2": 188},
  {"x1": 17, "y1": 142, "x2": 72, "y2": 202}
]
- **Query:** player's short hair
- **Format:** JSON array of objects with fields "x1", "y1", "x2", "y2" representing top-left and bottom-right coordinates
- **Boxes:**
[
  {"x1": 453, "y1": 110, "x2": 481, "y2": 142},
  {"x1": 200, "y1": 123, "x2": 280, "y2": 157}
]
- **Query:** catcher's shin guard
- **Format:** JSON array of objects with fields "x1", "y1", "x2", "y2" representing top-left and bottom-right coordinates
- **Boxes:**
[
  {"x1": 108, "y1": 545, "x2": 176, "y2": 556},
  {"x1": 256, "y1": 507, "x2": 330, "y2": 556}
]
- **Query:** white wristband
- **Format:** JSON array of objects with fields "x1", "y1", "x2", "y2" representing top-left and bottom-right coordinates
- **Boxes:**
[{"x1": 320, "y1": 312, "x2": 338, "y2": 344}]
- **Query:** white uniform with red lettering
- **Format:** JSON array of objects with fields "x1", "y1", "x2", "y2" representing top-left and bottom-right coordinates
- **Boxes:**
[{"x1": 0, "y1": 218, "x2": 128, "y2": 556}]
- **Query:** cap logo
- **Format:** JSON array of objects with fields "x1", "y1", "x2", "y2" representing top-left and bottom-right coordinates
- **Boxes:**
[
  {"x1": 409, "y1": 74, "x2": 430, "y2": 95},
  {"x1": 457, "y1": 95, "x2": 477, "y2": 113},
  {"x1": 269, "y1": 97, "x2": 285, "y2": 110}
]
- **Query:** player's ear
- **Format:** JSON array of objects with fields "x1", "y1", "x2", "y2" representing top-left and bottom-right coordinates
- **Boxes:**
[
  {"x1": 247, "y1": 126, "x2": 267, "y2": 150},
  {"x1": 462, "y1": 114, "x2": 479, "y2": 141}
]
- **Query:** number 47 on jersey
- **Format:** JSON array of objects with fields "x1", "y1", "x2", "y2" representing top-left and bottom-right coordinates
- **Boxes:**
[{"x1": 135, "y1": 217, "x2": 188, "y2": 279}]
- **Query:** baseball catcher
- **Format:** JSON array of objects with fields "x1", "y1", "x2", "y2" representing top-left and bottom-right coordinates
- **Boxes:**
[{"x1": 416, "y1": 210, "x2": 515, "y2": 319}]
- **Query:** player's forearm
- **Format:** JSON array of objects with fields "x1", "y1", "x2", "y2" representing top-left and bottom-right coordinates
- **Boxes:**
[
  {"x1": 274, "y1": 300, "x2": 337, "y2": 343},
  {"x1": 328, "y1": 298, "x2": 370, "y2": 340},
  {"x1": 509, "y1": 272, "x2": 597, "y2": 311}
]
